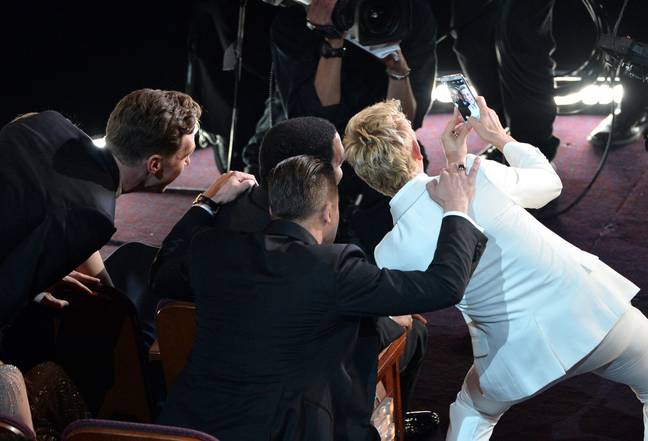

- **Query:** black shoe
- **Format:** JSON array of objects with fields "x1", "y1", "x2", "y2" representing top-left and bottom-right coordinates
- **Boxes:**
[
  {"x1": 588, "y1": 114, "x2": 648, "y2": 148},
  {"x1": 404, "y1": 410, "x2": 440, "y2": 439}
]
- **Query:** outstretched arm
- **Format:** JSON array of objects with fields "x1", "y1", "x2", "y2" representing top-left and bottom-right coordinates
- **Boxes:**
[
  {"x1": 468, "y1": 96, "x2": 563, "y2": 208},
  {"x1": 336, "y1": 160, "x2": 486, "y2": 316}
]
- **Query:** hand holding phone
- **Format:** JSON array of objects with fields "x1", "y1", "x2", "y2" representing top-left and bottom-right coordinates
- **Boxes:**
[{"x1": 439, "y1": 73, "x2": 480, "y2": 122}]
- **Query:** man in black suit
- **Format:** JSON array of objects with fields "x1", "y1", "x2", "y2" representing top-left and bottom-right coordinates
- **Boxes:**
[
  {"x1": 150, "y1": 116, "x2": 434, "y2": 423},
  {"x1": 158, "y1": 154, "x2": 486, "y2": 440},
  {"x1": 0, "y1": 89, "x2": 201, "y2": 327}
]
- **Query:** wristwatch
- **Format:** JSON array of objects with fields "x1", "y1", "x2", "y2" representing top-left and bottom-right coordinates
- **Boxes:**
[
  {"x1": 192, "y1": 193, "x2": 221, "y2": 216},
  {"x1": 321, "y1": 40, "x2": 347, "y2": 58}
]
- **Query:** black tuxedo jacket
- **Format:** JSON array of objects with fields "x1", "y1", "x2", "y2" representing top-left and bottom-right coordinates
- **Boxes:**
[
  {"x1": 150, "y1": 185, "x2": 270, "y2": 300},
  {"x1": 0, "y1": 111, "x2": 119, "y2": 326},
  {"x1": 158, "y1": 216, "x2": 487, "y2": 441}
]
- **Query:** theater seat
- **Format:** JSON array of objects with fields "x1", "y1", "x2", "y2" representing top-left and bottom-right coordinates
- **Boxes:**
[
  {"x1": 0, "y1": 416, "x2": 36, "y2": 440},
  {"x1": 376, "y1": 332, "x2": 407, "y2": 441},
  {"x1": 62, "y1": 418, "x2": 219, "y2": 441},
  {"x1": 53, "y1": 286, "x2": 154, "y2": 422},
  {"x1": 154, "y1": 300, "x2": 197, "y2": 391}
]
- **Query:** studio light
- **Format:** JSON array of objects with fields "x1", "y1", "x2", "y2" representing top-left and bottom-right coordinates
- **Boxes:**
[
  {"x1": 92, "y1": 137, "x2": 106, "y2": 148},
  {"x1": 431, "y1": 76, "x2": 624, "y2": 108}
]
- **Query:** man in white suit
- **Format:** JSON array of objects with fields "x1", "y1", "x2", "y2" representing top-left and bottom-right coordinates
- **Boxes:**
[{"x1": 343, "y1": 97, "x2": 648, "y2": 440}]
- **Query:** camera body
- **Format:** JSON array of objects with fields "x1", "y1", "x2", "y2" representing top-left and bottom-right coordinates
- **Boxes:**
[{"x1": 263, "y1": 0, "x2": 413, "y2": 46}]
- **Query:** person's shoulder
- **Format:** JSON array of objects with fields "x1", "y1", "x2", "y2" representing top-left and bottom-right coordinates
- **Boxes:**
[
  {"x1": 5, "y1": 110, "x2": 85, "y2": 143},
  {"x1": 14, "y1": 110, "x2": 73, "y2": 128},
  {"x1": 216, "y1": 186, "x2": 271, "y2": 233},
  {"x1": 314, "y1": 242, "x2": 370, "y2": 272}
]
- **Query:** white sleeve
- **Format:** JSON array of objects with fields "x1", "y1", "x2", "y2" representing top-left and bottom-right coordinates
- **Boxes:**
[
  {"x1": 467, "y1": 142, "x2": 563, "y2": 209},
  {"x1": 443, "y1": 211, "x2": 484, "y2": 232}
]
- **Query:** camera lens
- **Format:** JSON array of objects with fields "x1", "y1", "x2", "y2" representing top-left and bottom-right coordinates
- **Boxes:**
[{"x1": 359, "y1": 0, "x2": 400, "y2": 38}]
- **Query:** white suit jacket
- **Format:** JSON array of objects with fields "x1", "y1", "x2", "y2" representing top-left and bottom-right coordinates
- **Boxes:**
[{"x1": 375, "y1": 142, "x2": 639, "y2": 402}]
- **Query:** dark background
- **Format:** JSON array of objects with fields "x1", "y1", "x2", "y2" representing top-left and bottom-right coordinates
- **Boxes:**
[{"x1": 0, "y1": 1, "x2": 613, "y2": 138}]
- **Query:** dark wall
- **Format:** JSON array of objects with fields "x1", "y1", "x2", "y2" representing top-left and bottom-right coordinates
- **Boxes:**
[
  {"x1": 0, "y1": 0, "x2": 189, "y2": 134},
  {"x1": 0, "y1": 0, "x2": 610, "y2": 134}
]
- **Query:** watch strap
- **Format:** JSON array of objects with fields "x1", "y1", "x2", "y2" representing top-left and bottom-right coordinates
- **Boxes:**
[
  {"x1": 321, "y1": 40, "x2": 347, "y2": 58},
  {"x1": 192, "y1": 193, "x2": 221, "y2": 216}
]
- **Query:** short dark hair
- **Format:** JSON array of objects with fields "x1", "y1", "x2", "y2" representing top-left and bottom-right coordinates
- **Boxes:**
[
  {"x1": 268, "y1": 155, "x2": 337, "y2": 221},
  {"x1": 259, "y1": 116, "x2": 337, "y2": 186},
  {"x1": 105, "y1": 89, "x2": 202, "y2": 165}
]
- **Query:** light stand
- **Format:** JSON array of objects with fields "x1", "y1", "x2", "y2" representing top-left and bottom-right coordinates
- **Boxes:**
[{"x1": 226, "y1": 0, "x2": 248, "y2": 172}]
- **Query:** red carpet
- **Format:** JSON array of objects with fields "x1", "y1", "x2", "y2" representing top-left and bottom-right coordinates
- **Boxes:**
[{"x1": 103, "y1": 114, "x2": 647, "y2": 440}]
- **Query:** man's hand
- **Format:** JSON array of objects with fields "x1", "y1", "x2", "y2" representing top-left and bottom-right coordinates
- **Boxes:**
[
  {"x1": 468, "y1": 96, "x2": 515, "y2": 151},
  {"x1": 412, "y1": 313, "x2": 428, "y2": 325},
  {"x1": 35, "y1": 270, "x2": 102, "y2": 309},
  {"x1": 203, "y1": 171, "x2": 258, "y2": 205},
  {"x1": 391, "y1": 314, "x2": 413, "y2": 330},
  {"x1": 426, "y1": 157, "x2": 481, "y2": 213},
  {"x1": 307, "y1": 0, "x2": 337, "y2": 26},
  {"x1": 381, "y1": 49, "x2": 410, "y2": 77},
  {"x1": 441, "y1": 108, "x2": 472, "y2": 165}
]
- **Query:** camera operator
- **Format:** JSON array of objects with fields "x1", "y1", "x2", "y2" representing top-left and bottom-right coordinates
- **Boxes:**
[
  {"x1": 258, "y1": 0, "x2": 439, "y2": 435},
  {"x1": 269, "y1": 0, "x2": 436, "y2": 254},
  {"x1": 588, "y1": 1, "x2": 648, "y2": 148},
  {"x1": 452, "y1": 0, "x2": 560, "y2": 163}
]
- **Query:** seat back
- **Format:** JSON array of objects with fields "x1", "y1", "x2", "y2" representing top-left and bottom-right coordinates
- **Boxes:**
[
  {"x1": 0, "y1": 415, "x2": 36, "y2": 440},
  {"x1": 62, "y1": 418, "x2": 219, "y2": 441},
  {"x1": 375, "y1": 332, "x2": 407, "y2": 441},
  {"x1": 53, "y1": 286, "x2": 154, "y2": 422},
  {"x1": 155, "y1": 301, "x2": 197, "y2": 391}
]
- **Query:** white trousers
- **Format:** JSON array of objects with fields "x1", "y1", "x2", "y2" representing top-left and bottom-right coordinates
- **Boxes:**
[{"x1": 446, "y1": 306, "x2": 648, "y2": 441}]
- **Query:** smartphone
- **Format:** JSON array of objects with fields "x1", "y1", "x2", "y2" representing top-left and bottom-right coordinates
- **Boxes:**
[{"x1": 438, "y1": 73, "x2": 480, "y2": 122}]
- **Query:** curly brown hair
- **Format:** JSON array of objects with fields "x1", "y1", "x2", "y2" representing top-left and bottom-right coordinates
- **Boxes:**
[{"x1": 105, "y1": 89, "x2": 201, "y2": 165}]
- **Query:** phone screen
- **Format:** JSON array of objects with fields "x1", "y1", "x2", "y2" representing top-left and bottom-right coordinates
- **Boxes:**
[{"x1": 439, "y1": 74, "x2": 480, "y2": 122}]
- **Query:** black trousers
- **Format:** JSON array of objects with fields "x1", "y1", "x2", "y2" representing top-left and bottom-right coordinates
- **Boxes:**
[
  {"x1": 376, "y1": 317, "x2": 429, "y2": 412},
  {"x1": 452, "y1": 0, "x2": 558, "y2": 159},
  {"x1": 611, "y1": 2, "x2": 648, "y2": 123}
]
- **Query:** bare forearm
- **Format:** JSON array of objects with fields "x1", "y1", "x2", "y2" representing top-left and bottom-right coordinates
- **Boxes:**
[
  {"x1": 76, "y1": 250, "x2": 113, "y2": 287},
  {"x1": 314, "y1": 38, "x2": 344, "y2": 106},
  {"x1": 387, "y1": 78, "x2": 417, "y2": 122}
]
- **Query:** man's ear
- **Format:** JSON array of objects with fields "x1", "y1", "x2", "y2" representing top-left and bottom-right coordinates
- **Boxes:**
[
  {"x1": 411, "y1": 138, "x2": 423, "y2": 161},
  {"x1": 321, "y1": 201, "x2": 334, "y2": 225},
  {"x1": 146, "y1": 154, "x2": 164, "y2": 179}
]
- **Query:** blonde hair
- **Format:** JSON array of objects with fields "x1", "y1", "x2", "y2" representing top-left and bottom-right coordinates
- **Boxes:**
[{"x1": 343, "y1": 100, "x2": 419, "y2": 197}]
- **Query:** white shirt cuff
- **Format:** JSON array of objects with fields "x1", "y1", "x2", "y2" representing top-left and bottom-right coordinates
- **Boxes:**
[
  {"x1": 194, "y1": 203, "x2": 216, "y2": 216},
  {"x1": 443, "y1": 211, "x2": 484, "y2": 232},
  {"x1": 33, "y1": 292, "x2": 47, "y2": 303}
]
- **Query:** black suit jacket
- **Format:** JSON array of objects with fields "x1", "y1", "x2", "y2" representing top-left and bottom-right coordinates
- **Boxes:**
[
  {"x1": 150, "y1": 185, "x2": 270, "y2": 301},
  {"x1": 0, "y1": 111, "x2": 119, "y2": 326},
  {"x1": 158, "y1": 216, "x2": 487, "y2": 441}
]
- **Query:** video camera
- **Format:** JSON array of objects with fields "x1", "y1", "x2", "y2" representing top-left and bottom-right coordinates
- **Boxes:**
[
  {"x1": 599, "y1": 34, "x2": 648, "y2": 82},
  {"x1": 261, "y1": 0, "x2": 413, "y2": 45}
]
